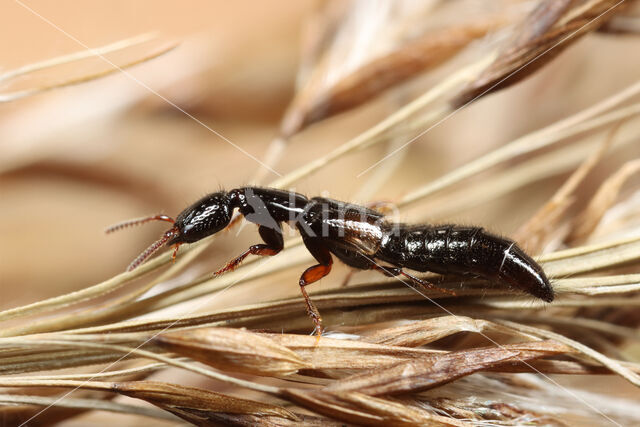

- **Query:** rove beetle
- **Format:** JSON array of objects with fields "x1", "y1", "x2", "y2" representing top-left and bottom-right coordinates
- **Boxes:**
[{"x1": 107, "y1": 187, "x2": 553, "y2": 334}]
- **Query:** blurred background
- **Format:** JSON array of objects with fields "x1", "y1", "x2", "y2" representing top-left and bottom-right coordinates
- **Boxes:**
[
  {"x1": 1, "y1": 0, "x2": 312, "y2": 308},
  {"x1": 2, "y1": 1, "x2": 640, "y2": 425}
]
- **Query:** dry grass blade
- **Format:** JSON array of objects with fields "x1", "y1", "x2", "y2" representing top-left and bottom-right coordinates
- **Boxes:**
[
  {"x1": 0, "y1": 349, "x2": 123, "y2": 376},
  {"x1": 10, "y1": 361, "x2": 169, "y2": 381},
  {"x1": 270, "y1": 54, "x2": 493, "y2": 188},
  {"x1": 0, "y1": 265, "x2": 153, "y2": 324},
  {"x1": 155, "y1": 328, "x2": 309, "y2": 376},
  {"x1": 0, "y1": 240, "x2": 215, "y2": 337},
  {"x1": 113, "y1": 381, "x2": 301, "y2": 427},
  {"x1": 0, "y1": 385, "x2": 123, "y2": 426},
  {"x1": 281, "y1": 16, "x2": 504, "y2": 138},
  {"x1": 0, "y1": 34, "x2": 177, "y2": 102},
  {"x1": 0, "y1": 401, "x2": 90, "y2": 427},
  {"x1": 281, "y1": 388, "x2": 466, "y2": 426},
  {"x1": 0, "y1": 338, "x2": 282, "y2": 395},
  {"x1": 513, "y1": 123, "x2": 618, "y2": 252},
  {"x1": 158, "y1": 328, "x2": 447, "y2": 377},
  {"x1": 361, "y1": 316, "x2": 536, "y2": 347},
  {"x1": 402, "y1": 114, "x2": 640, "y2": 222},
  {"x1": 0, "y1": 232, "x2": 212, "y2": 324},
  {"x1": 0, "y1": 33, "x2": 156, "y2": 84},
  {"x1": 453, "y1": 0, "x2": 624, "y2": 107},
  {"x1": 497, "y1": 321, "x2": 640, "y2": 386},
  {"x1": 486, "y1": 359, "x2": 640, "y2": 375},
  {"x1": 55, "y1": 283, "x2": 451, "y2": 335},
  {"x1": 267, "y1": 333, "x2": 441, "y2": 374},
  {"x1": 494, "y1": 313, "x2": 640, "y2": 340},
  {"x1": 542, "y1": 234, "x2": 640, "y2": 278},
  {"x1": 0, "y1": 394, "x2": 176, "y2": 423},
  {"x1": 567, "y1": 157, "x2": 640, "y2": 244},
  {"x1": 325, "y1": 341, "x2": 572, "y2": 396},
  {"x1": 541, "y1": 231, "x2": 640, "y2": 261},
  {"x1": 399, "y1": 81, "x2": 640, "y2": 206}
]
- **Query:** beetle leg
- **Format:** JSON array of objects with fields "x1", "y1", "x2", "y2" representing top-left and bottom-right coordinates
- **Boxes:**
[
  {"x1": 299, "y1": 238, "x2": 334, "y2": 336},
  {"x1": 371, "y1": 265, "x2": 456, "y2": 296},
  {"x1": 213, "y1": 225, "x2": 283, "y2": 276}
]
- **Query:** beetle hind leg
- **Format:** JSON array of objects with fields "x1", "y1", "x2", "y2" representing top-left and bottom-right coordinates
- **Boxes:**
[
  {"x1": 298, "y1": 238, "x2": 334, "y2": 336},
  {"x1": 371, "y1": 265, "x2": 456, "y2": 297}
]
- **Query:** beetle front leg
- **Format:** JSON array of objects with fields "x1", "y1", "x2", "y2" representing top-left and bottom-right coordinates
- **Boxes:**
[{"x1": 213, "y1": 225, "x2": 283, "y2": 276}]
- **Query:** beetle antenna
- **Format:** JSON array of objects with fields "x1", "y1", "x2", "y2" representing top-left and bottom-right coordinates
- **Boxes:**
[
  {"x1": 127, "y1": 228, "x2": 178, "y2": 271},
  {"x1": 105, "y1": 215, "x2": 175, "y2": 234}
]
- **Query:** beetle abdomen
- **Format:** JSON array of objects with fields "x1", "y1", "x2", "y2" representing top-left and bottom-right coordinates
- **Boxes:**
[{"x1": 377, "y1": 224, "x2": 554, "y2": 302}]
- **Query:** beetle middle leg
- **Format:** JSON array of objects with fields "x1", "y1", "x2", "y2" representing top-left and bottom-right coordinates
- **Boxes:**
[
  {"x1": 299, "y1": 237, "x2": 334, "y2": 335},
  {"x1": 324, "y1": 244, "x2": 371, "y2": 288},
  {"x1": 371, "y1": 265, "x2": 456, "y2": 297},
  {"x1": 213, "y1": 225, "x2": 283, "y2": 276}
]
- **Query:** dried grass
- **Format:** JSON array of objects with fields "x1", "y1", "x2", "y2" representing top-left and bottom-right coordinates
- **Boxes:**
[{"x1": 1, "y1": 1, "x2": 640, "y2": 426}]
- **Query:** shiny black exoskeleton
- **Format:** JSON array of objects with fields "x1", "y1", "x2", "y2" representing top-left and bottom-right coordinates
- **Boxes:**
[{"x1": 107, "y1": 186, "x2": 554, "y2": 333}]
